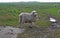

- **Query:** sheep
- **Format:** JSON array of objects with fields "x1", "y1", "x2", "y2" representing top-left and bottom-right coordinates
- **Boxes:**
[{"x1": 19, "y1": 10, "x2": 40, "y2": 28}]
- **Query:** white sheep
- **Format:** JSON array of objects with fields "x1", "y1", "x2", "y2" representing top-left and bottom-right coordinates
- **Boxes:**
[{"x1": 19, "y1": 10, "x2": 40, "y2": 28}]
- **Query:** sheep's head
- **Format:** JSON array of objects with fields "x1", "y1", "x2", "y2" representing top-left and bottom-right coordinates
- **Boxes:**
[{"x1": 31, "y1": 10, "x2": 40, "y2": 21}]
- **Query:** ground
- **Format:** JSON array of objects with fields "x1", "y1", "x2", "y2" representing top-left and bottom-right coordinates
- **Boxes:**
[
  {"x1": 0, "y1": 24, "x2": 60, "y2": 38},
  {"x1": 0, "y1": 26, "x2": 25, "y2": 38},
  {"x1": 17, "y1": 23, "x2": 60, "y2": 38}
]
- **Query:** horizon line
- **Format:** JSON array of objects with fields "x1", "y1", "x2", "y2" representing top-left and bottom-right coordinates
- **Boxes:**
[{"x1": 0, "y1": 1, "x2": 60, "y2": 3}]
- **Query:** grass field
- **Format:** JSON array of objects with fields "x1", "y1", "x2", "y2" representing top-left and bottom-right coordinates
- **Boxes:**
[
  {"x1": 0, "y1": 2, "x2": 60, "y2": 38},
  {"x1": 0, "y1": 2, "x2": 60, "y2": 26}
]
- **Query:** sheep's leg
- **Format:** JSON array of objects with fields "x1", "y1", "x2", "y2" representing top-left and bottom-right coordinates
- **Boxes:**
[
  {"x1": 20, "y1": 22, "x2": 24, "y2": 28},
  {"x1": 28, "y1": 22, "x2": 33, "y2": 28},
  {"x1": 32, "y1": 22, "x2": 35, "y2": 26},
  {"x1": 20, "y1": 18, "x2": 25, "y2": 28}
]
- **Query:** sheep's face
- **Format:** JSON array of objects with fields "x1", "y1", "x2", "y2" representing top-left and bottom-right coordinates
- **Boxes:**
[{"x1": 32, "y1": 12, "x2": 40, "y2": 21}]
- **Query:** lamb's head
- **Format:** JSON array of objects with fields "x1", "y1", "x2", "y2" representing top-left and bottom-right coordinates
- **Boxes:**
[{"x1": 31, "y1": 10, "x2": 40, "y2": 21}]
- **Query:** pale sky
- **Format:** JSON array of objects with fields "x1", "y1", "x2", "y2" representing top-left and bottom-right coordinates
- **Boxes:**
[{"x1": 0, "y1": 0, "x2": 60, "y2": 2}]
